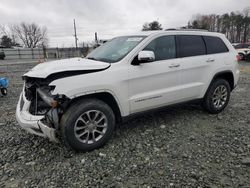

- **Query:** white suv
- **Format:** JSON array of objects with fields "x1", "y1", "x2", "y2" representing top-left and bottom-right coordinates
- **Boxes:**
[{"x1": 16, "y1": 30, "x2": 240, "y2": 151}]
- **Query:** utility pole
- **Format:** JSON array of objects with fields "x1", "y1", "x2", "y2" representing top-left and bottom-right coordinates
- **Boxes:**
[
  {"x1": 95, "y1": 32, "x2": 98, "y2": 44},
  {"x1": 73, "y1": 19, "x2": 78, "y2": 49}
]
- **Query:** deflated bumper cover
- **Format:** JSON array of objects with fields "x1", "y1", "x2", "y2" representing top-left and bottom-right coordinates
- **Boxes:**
[{"x1": 16, "y1": 88, "x2": 58, "y2": 142}]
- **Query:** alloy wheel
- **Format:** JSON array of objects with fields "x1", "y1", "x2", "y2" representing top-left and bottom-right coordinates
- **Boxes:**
[
  {"x1": 212, "y1": 85, "x2": 228, "y2": 109},
  {"x1": 74, "y1": 110, "x2": 108, "y2": 144}
]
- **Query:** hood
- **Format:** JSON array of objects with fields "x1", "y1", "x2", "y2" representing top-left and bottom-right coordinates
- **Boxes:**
[{"x1": 24, "y1": 58, "x2": 110, "y2": 78}]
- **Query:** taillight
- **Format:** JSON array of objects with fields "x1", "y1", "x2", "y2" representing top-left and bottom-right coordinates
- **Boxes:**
[{"x1": 236, "y1": 54, "x2": 241, "y2": 62}]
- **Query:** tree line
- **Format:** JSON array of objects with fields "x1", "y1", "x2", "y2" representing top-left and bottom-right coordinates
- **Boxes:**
[
  {"x1": 142, "y1": 7, "x2": 250, "y2": 43},
  {"x1": 0, "y1": 23, "x2": 48, "y2": 48},
  {"x1": 187, "y1": 7, "x2": 250, "y2": 43},
  {"x1": 142, "y1": 21, "x2": 163, "y2": 31}
]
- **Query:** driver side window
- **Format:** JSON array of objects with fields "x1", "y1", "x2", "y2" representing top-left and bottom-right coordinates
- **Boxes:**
[{"x1": 144, "y1": 35, "x2": 176, "y2": 61}]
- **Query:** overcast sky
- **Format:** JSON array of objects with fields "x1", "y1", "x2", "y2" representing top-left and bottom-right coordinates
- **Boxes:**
[{"x1": 0, "y1": 0, "x2": 249, "y2": 47}]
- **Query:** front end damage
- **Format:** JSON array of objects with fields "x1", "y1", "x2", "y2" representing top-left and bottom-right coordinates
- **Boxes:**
[{"x1": 16, "y1": 77, "x2": 69, "y2": 142}]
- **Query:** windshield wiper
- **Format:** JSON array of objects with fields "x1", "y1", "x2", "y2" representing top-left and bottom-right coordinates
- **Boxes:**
[
  {"x1": 87, "y1": 57, "x2": 110, "y2": 63},
  {"x1": 87, "y1": 57, "x2": 98, "y2": 61}
]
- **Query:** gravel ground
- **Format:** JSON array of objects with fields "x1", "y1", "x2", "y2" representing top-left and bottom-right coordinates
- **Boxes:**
[{"x1": 0, "y1": 61, "x2": 250, "y2": 187}]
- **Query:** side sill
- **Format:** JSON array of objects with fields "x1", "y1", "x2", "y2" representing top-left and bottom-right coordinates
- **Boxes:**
[{"x1": 121, "y1": 98, "x2": 203, "y2": 123}]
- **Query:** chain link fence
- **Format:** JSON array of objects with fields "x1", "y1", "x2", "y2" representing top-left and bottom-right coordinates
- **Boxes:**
[{"x1": 0, "y1": 47, "x2": 92, "y2": 60}]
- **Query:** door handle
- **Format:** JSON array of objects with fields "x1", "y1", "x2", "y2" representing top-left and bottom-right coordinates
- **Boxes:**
[
  {"x1": 169, "y1": 64, "x2": 180, "y2": 68},
  {"x1": 206, "y1": 58, "x2": 215, "y2": 62}
]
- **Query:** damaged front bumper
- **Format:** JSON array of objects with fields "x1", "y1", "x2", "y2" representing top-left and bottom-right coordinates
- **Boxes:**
[{"x1": 16, "y1": 87, "x2": 58, "y2": 142}]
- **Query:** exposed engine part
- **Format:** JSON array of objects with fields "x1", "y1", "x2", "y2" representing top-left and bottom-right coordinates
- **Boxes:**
[
  {"x1": 23, "y1": 76, "x2": 70, "y2": 130},
  {"x1": 45, "y1": 109, "x2": 60, "y2": 130},
  {"x1": 37, "y1": 88, "x2": 58, "y2": 108}
]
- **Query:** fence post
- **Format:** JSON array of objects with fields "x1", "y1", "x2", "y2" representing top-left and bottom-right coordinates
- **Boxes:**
[
  {"x1": 38, "y1": 48, "x2": 41, "y2": 59},
  {"x1": 42, "y1": 46, "x2": 47, "y2": 60},
  {"x1": 56, "y1": 47, "x2": 59, "y2": 59},
  {"x1": 18, "y1": 48, "x2": 21, "y2": 59},
  {"x1": 31, "y1": 48, "x2": 34, "y2": 59}
]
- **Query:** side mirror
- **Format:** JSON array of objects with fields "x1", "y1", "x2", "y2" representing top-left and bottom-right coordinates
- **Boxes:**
[{"x1": 138, "y1": 50, "x2": 155, "y2": 62}]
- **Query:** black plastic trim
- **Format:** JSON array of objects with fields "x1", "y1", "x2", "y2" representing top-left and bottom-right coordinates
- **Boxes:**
[
  {"x1": 205, "y1": 70, "x2": 235, "y2": 95},
  {"x1": 121, "y1": 99, "x2": 202, "y2": 123}
]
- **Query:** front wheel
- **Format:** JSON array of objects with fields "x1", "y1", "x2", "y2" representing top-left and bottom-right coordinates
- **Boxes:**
[
  {"x1": 1, "y1": 88, "x2": 7, "y2": 96},
  {"x1": 202, "y1": 79, "x2": 231, "y2": 114},
  {"x1": 60, "y1": 98, "x2": 115, "y2": 151}
]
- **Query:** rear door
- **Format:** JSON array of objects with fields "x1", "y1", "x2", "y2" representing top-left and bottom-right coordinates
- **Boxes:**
[{"x1": 176, "y1": 35, "x2": 210, "y2": 100}]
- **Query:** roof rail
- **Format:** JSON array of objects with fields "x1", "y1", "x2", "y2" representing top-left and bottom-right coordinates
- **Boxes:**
[{"x1": 165, "y1": 28, "x2": 209, "y2": 32}]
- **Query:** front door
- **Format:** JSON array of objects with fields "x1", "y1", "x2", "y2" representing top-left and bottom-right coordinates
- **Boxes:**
[{"x1": 128, "y1": 35, "x2": 182, "y2": 114}]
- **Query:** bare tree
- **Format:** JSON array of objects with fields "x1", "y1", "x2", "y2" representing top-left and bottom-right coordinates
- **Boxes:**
[
  {"x1": 0, "y1": 25, "x2": 8, "y2": 36},
  {"x1": 0, "y1": 24, "x2": 20, "y2": 47},
  {"x1": 242, "y1": 7, "x2": 250, "y2": 43},
  {"x1": 13, "y1": 22, "x2": 48, "y2": 48}
]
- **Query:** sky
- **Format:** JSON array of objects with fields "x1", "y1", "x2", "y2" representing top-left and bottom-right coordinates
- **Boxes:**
[{"x1": 0, "y1": 0, "x2": 249, "y2": 47}]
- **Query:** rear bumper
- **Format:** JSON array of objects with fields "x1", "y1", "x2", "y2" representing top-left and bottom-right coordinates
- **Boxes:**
[{"x1": 16, "y1": 87, "x2": 58, "y2": 142}]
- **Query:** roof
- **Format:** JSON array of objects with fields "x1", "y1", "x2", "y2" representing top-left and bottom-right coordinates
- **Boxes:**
[{"x1": 123, "y1": 29, "x2": 224, "y2": 38}]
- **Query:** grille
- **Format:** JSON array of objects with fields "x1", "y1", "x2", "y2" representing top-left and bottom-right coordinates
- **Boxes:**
[{"x1": 24, "y1": 86, "x2": 34, "y2": 101}]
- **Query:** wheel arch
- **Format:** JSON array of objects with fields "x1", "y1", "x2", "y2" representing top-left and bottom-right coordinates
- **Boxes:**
[
  {"x1": 205, "y1": 70, "x2": 234, "y2": 97},
  {"x1": 68, "y1": 91, "x2": 122, "y2": 123}
]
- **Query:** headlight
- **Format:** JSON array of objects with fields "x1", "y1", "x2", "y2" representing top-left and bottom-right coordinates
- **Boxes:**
[{"x1": 37, "y1": 88, "x2": 58, "y2": 108}]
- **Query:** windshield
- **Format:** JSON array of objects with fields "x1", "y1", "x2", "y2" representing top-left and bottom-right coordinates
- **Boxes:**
[{"x1": 86, "y1": 36, "x2": 146, "y2": 63}]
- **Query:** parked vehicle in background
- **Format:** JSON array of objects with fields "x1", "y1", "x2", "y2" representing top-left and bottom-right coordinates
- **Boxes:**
[
  {"x1": 233, "y1": 43, "x2": 250, "y2": 60},
  {"x1": 231, "y1": 43, "x2": 240, "y2": 47},
  {"x1": 0, "y1": 51, "x2": 5, "y2": 60},
  {"x1": 16, "y1": 30, "x2": 240, "y2": 151}
]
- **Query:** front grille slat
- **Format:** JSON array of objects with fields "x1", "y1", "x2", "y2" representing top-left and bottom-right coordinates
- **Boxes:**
[{"x1": 24, "y1": 87, "x2": 34, "y2": 101}]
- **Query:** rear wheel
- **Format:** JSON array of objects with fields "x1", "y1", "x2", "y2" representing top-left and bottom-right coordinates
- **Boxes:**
[
  {"x1": 202, "y1": 79, "x2": 230, "y2": 114},
  {"x1": 1, "y1": 88, "x2": 7, "y2": 96},
  {"x1": 60, "y1": 98, "x2": 115, "y2": 151}
]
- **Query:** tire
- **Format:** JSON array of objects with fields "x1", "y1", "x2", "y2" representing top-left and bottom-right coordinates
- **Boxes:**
[
  {"x1": 1, "y1": 88, "x2": 7, "y2": 96},
  {"x1": 202, "y1": 79, "x2": 231, "y2": 114},
  {"x1": 238, "y1": 53, "x2": 245, "y2": 61},
  {"x1": 246, "y1": 53, "x2": 250, "y2": 62},
  {"x1": 60, "y1": 98, "x2": 115, "y2": 151}
]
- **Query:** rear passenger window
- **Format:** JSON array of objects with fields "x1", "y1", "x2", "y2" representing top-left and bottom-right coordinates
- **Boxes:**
[
  {"x1": 143, "y1": 35, "x2": 176, "y2": 61},
  {"x1": 203, "y1": 36, "x2": 229, "y2": 54},
  {"x1": 177, "y1": 35, "x2": 206, "y2": 58}
]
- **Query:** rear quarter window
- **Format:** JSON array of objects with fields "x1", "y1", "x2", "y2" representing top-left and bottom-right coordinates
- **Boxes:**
[{"x1": 203, "y1": 36, "x2": 229, "y2": 54}]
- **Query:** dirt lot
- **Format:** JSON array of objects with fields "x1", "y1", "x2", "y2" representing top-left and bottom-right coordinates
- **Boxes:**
[{"x1": 0, "y1": 61, "x2": 250, "y2": 187}]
